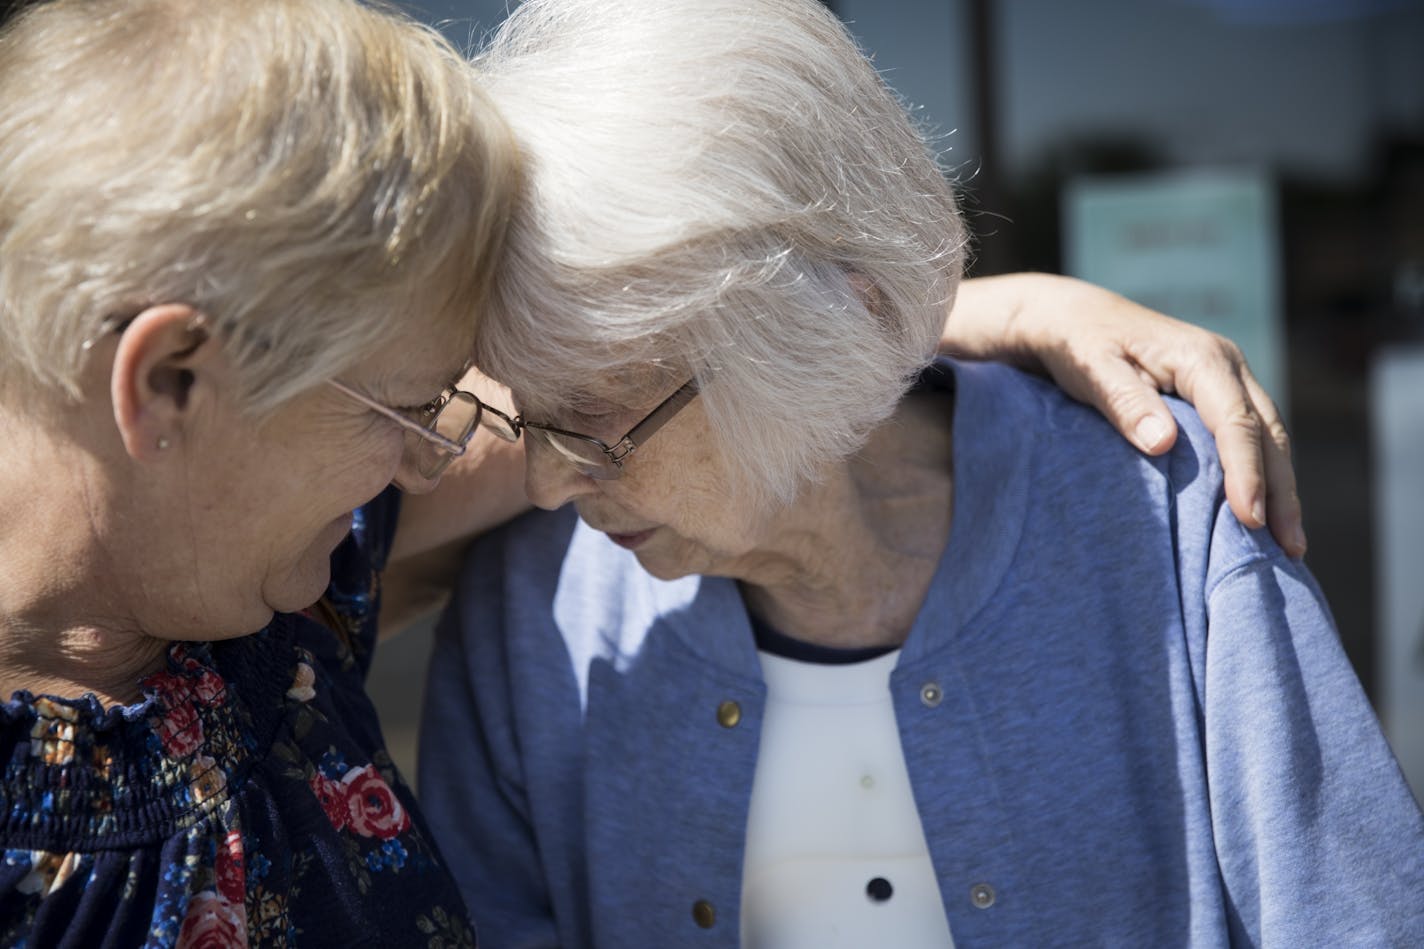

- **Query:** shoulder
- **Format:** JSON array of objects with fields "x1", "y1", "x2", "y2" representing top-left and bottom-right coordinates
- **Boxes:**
[
  {"x1": 951, "y1": 357, "x2": 1214, "y2": 488},
  {"x1": 948, "y1": 358, "x2": 1285, "y2": 586}
]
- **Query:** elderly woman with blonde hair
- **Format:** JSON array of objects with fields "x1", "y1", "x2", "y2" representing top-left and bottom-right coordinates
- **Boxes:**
[
  {"x1": 0, "y1": 0, "x2": 518, "y2": 944},
  {"x1": 420, "y1": 0, "x2": 1424, "y2": 946}
]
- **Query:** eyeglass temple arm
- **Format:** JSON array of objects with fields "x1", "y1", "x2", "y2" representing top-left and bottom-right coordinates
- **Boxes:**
[
  {"x1": 606, "y1": 380, "x2": 700, "y2": 463},
  {"x1": 326, "y1": 380, "x2": 468, "y2": 455}
]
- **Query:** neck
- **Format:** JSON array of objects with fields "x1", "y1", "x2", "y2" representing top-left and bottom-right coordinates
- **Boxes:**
[
  {"x1": 0, "y1": 405, "x2": 167, "y2": 707},
  {"x1": 736, "y1": 388, "x2": 955, "y2": 650},
  {"x1": 0, "y1": 620, "x2": 169, "y2": 708}
]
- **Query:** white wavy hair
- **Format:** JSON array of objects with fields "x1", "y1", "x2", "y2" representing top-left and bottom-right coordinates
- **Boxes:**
[
  {"x1": 474, "y1": 0, "x2": 967, "y2": 504},
  {"x1": 0, "y1": 0, "x2": 518, "y2": 412}
]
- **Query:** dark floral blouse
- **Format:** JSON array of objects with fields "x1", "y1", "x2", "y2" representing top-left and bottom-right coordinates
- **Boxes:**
[{"x1": 0, "y1": 489, "x2": 476, "y2": 947}]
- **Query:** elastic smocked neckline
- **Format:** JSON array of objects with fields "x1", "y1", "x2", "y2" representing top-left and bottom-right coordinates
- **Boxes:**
[{"x1": 0, "y1": 615, "x2": 303, "y2": 851}]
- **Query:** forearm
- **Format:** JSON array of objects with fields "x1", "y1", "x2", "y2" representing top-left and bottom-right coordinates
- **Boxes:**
[
  {"x1": 389, "y1": 434, "x2": 529, "y2": 563},
  {"x1": 941, "y1": 272, "x2": 1064, "y2": 365},
  {"x1": 377, "y1": 535, "x2": 468, "y2": 638}
]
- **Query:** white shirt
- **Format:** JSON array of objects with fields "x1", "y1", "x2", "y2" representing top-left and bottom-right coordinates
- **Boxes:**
[{"x1": 740, "y1": 649, "x2": 956, "y2": 948}]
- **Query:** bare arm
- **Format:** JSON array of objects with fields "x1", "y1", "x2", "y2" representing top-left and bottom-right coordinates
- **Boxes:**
[
  {"x1": 382, "y1": 372, "x2": 529, "y2": 637},
  {"x1": 945, "y1": 273, "x2": 1304, "y2": 557}
]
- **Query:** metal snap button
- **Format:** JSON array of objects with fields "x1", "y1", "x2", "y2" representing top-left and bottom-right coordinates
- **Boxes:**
[
  {"x1": 970, "y1": 882, "x2": 996, "y2": 909},
  {"x1": 692, "y1": 899, "x2": 716, "y2": 928},
  {"x1": 716, "y1": 700, "x2": 742, "y2": 728},
  {"x1": 919, "y1": 681, "x2": 943, "y2": 708}
]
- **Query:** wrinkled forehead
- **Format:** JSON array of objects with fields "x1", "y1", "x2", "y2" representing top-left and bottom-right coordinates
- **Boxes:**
[{"x1": 346, "y1": 309, "x2": 474, "y2": 394}]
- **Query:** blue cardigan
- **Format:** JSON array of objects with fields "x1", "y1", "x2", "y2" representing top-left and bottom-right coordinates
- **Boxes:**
[{"x1": 420, "y1": 360, "x2": 1424, "y2": 948}]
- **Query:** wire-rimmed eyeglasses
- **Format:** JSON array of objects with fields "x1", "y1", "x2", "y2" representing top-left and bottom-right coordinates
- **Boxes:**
[
  {"x1": 82, "y1": 311, "x2": 481, "y2": 482},
  {"x1": 325, "y1": 379, "x2": 482, "y2": 481},
  {"x1": 476, "y1": 380, "x2": 699, "y2": 480}
]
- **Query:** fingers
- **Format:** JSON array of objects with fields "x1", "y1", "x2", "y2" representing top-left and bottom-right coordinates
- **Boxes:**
[
  {"x1": 1042, "y1": 347, "x2": 1181, "y2": 455},
  {"x1": 1243, "y1": 372, "x2": 1307, "y2": 557},
  {"x1": 1212, "y1": 404, "x2": 1269, "y2": 532},
  {"x1": 1161, "y1": 336, "x2": 1269, "y2": 530},
  {"x1": 1171, "y1": 340, "x2": 1306, "y2": 556}
]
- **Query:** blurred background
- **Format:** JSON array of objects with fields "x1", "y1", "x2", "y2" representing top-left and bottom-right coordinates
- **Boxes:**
[{"x1": 373, "y1": 0, "x2": 1424, "y2": 804}]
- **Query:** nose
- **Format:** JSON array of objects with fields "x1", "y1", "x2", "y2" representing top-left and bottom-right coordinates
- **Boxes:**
[
  {"x1": 390, "y1": 434, "x2": 444, "y2": 495},
  {"x1": 523, "y1": 436, "x2": 598, "y2": 510}
]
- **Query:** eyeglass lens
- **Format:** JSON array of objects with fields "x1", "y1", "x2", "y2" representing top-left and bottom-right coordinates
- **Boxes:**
[
  {"x1": 476, "y1": 407, "x2": 520, "y2": 443},
  {"x1": 410, "y1": 391, "x2": 482, "y2": 478},
  {"x1": 525, "y1": 427, "x2": 622, "y2": 480}
]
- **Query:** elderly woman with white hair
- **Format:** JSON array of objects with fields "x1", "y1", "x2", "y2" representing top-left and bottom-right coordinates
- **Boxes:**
[{"x1": 418, "y1": 0, "x2": 1424, "y2": 946}]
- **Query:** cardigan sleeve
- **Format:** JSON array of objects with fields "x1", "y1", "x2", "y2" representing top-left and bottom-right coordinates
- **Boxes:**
[
  {"x1": 1202, "y1": 552, "x2": 1424, "y2": 946},
  {"x1": 418, "y1": 553, "x2": 563, "y2": 949}
]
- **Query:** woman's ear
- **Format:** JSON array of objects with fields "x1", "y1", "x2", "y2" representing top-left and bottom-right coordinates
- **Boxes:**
[{"x1": 110, "y1": 303, "x2": 221, "y2": 460}]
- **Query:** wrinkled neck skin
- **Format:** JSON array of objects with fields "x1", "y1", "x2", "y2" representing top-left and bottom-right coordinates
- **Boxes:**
[
  {"x1": 0, "y1": 392, "x2": 169, "y2": 708},
  {"x1": 735, "y1": 388, "x2": 955, "y2": 651}
]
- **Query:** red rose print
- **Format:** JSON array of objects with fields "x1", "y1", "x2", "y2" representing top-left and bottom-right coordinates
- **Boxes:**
[
  {"x1": 308, "y1": 773, "x2": 349, "y2": 831},
  {"x1": 215, "y1": 830, "x2": 246, "y2": 905},
  {"x1": 340, "y1": 765, "x2": 411, "y2": 840},
  {"x1": 144, "y1": 671, "x2": 193, "y2": 705},
  {"x1": 191, "y1": 670, "x2": 227, "y2": 707},
  {"x1": 176, "y1": 890, "x2": 246, "y2": 949},
  {"x1": 155, "y1": 701, "x2": 204, "y2": 758}
]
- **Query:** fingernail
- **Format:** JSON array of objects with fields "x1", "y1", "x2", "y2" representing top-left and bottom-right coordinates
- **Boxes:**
[
  {"x1": 1292, "y1": 524, "x2": 1308, "y2": 557},
  {"x1": 1135, "y1": 415, "x2": 1168, "y2": 451},
  {"x1": 1251, "y1": 496, "x2": 1265, "y2": 527}
]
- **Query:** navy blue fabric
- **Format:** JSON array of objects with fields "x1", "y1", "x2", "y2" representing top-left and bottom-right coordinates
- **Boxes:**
[
  {"x1": 2, "y1": 487, "x2": 477, "y2": 947},
  {"x1": 749, "y1": 617, "x2": 897, "y2": 665}
]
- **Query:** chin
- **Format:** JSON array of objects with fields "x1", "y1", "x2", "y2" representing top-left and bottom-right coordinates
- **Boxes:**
[
  {"x1": 633, "y1": 547, "x2": 703, "y2": 582},
  {"x1": 266, "y1": 555, "x2": 335, "y2": 615}
]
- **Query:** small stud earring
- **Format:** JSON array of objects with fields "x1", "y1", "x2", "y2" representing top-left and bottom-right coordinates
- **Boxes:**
[{"x1": 156, "y1": 436, "x2": 170, "y2": 450}]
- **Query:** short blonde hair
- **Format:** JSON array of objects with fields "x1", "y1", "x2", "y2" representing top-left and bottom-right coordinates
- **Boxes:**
[
  {"x1": 473, "y1": 0, "x2": 966, "y2": 503},
  {"x1": 0, "y1": 0, "x2": 517, "y2": 410}
]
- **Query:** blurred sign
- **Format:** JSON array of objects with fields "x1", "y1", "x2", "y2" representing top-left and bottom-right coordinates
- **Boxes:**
[
  {"x1": 1371, "y1": 347, "x2": 1424, "y2": 808},
  {"x1": 1064, "y1": 170, "x2": 1286, "y2": 409}
]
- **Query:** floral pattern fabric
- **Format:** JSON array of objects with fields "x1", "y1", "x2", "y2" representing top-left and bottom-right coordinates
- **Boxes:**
[{"x1": 0, "y1": 488, "x2": 476, "y2": 947}]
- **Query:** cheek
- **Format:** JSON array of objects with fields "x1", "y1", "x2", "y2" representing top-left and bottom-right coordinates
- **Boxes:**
[
  {"x1": 353, "y1": 430, "x2": 408, "y2": 493},
  {"x1": 361, "y1": 424, "x2": 407, "y2": 472},
  {"x1": 595, "y1": 408, "x2": 743, "y2": 537},
  {"x1": 298, "y1": 421, "x2": 407, "y2": 505},
  {"x1": 613, "y1": 474, "x2": 741, "y2": 547}
]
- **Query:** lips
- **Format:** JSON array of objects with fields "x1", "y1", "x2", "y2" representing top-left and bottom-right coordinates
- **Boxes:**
[{"x1": 604, "y1": 528, "x2": 655, "y2": 550}]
